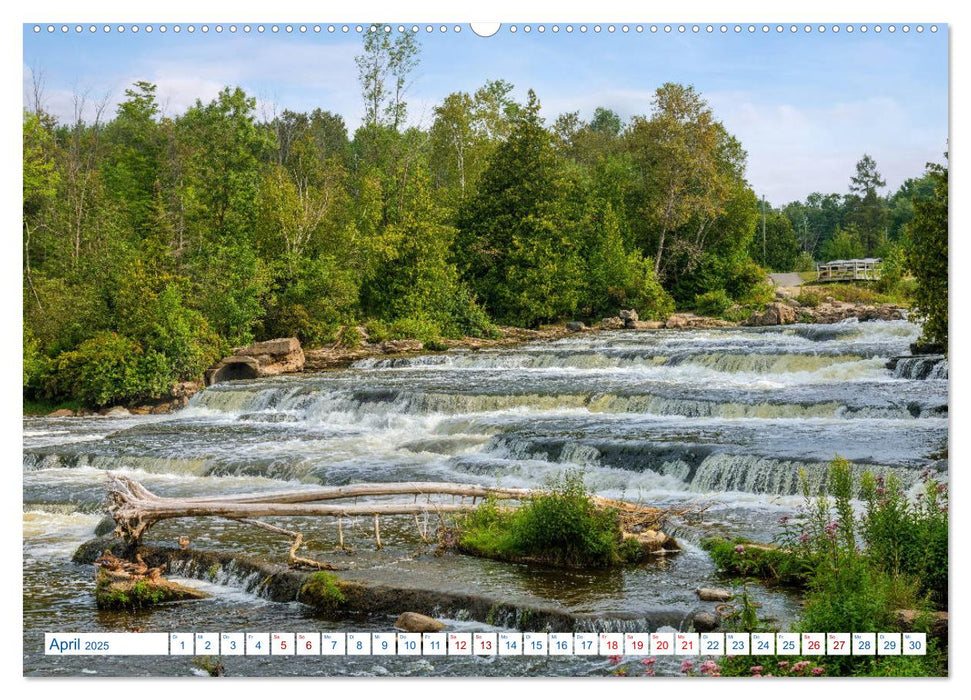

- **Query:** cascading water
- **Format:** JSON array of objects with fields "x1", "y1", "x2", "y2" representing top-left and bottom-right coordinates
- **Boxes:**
[{"x1": 23, "y1": 319, "x2": 947, "y2": 676}]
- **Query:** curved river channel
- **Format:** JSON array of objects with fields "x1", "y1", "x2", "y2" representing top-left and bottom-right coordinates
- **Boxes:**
[{"x1": 23, "y1": 319, "x2": 948, "y2": 676}]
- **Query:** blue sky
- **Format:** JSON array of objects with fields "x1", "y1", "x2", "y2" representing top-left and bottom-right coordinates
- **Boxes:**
[{"x1": 22, "y1": 23, "x2": 948, "y2": 204}]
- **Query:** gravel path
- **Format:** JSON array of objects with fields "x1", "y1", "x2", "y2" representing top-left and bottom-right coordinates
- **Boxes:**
[{"x1": 769, "y1": 272, "x2": 805, "y2": 287}]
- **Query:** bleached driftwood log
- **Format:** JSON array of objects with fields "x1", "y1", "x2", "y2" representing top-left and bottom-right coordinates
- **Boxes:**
[
  {"x1": 107, "y1": 474, "x2": 666, "y2": 539},
  {"x1": 105, "y1": 474, "x2": 677, "y2": 568}
]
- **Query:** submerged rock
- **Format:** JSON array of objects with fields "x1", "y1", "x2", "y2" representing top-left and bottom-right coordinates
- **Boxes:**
[
  {"x1": 395, "y1": 612, "x2": 446, "y2": 632},
  {"x1": 692, "y1": 611, "x2": 720, "y2": 632}
]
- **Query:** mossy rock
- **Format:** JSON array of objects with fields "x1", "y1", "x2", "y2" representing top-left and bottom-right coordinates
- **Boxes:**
[
  {"x1": 297, "y1": 571, "x2": 346, "y2": 613},
  {"x1": 95, "y1": 569, "x2": 207, "y2": 610},
  {"x1": 702, "y1": 537, "x2": 811, "y2": 587}
]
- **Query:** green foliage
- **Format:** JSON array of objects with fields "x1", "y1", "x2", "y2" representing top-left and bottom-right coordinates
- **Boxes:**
[
  {"x1": 702, "y1": 538, "x2": 812, "y2": 587},
  {"x1": 44, "y1": 332, "x2": 171, "y2": 407},
  {"x1": 299, "y1": 572, "x2": 346, "y2": 613},
  {"x1": 907, "y1": 159, "x2": 948, "y2": 348},
  {"x1": 796, "y1": 288, "x2": 822, "y2": 307},
  {"x1": 458, "y1": 469, "x2": 626, "y2": 569},
  {"x1": 752, "y1": 208, "x2": 801, "y2": 271},
  {"x1": 876, "y1": 243, "x2": 909, "y2": 295},
  {"x1": 860, "y1": 470, "x2": 948, "y2": 606},
  {"x1": 456, "y1": 91, "x2": 583, "y2": 327},
  {"x1": 694, "y1": 289, "x2": 732, "y2": 317},
  {"x1": 23, "y1": 326, "x2": 47, "y2": 391},
  {"x1": 821, "y1": 225, "x2": 866, "y2": 261},
  {"x1": 714, "y1": 458, "x2": 948, "y2": 677},
  {"x1": 794, "y1": 250, "x2": 816, "y2": 272},
  {"x1": 23, "y1": 65, "x2": 944, "y2": 410}
]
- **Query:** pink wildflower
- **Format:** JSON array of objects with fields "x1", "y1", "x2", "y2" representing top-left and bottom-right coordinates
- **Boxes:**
[
  {"x1": 681, "y1": 659, "x2": 695, "y2": 674},
  {"x1": 608, "y1": 654, "x2": 622, "y2": 665},
  {"x1": 811, "y1": 667, "x2": 825, "y2": 676},
  {"x1": 750, "y1": 665, "x2": 763, "y2": 674}
]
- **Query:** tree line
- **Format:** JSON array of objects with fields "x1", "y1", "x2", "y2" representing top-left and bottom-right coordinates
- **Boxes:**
[
  {"x1": 753, "y1": 153, "x2": 942, "y2": 274},
  {"x1": 22, "y1": 28, "x2": 948, "y2": 407}
]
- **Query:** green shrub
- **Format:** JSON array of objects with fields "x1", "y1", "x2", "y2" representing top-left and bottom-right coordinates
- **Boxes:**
[
  {"x1": 794, "y1": 251, "x2": 816, "y2": 272},
  {"x1": 334, "y1": 325, "x2": 364, "y2": 349},
  {"x1": 796, "y1": 288, "x2": 822, "y2": 307},
  {"x1": 458, "y1": 469, "x2": 625, "y2": 569},
  {"x1": 860, "y1": 471, "x2": 948, "y2": 606},
  {"x1": 735, "y1": 281, "x2": 775, "y2": 308},
  {"x1": 694, "y1": 289, "x2": 732, "y2": 317},
  {"x1": 387, "y1": 316, "x2": 444, "y2": 346},
  {"x1": 23, "y1": 326, "x2": 48, "y2": 393},
  {"x1": 713, "y1": 458, "x2": 948, "y2": 677},
  {"x1": 43, "y1": 332, "x2": 171, "y2": 407},
  {"x1": 703, "y1": 538, "x2": 812, "y2": 587},
  {"x1": 364, "y1": 319, "x2": 390, "y2": 343}
]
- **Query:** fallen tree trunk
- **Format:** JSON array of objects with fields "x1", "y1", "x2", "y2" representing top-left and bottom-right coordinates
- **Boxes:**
[{"x1": 106, "y1": 474, "x2": 668, "y2": 543}]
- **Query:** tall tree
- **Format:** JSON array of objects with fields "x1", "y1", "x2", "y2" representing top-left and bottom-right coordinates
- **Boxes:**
[
  {"x1": 355, "y1": 25, "x2": 420, "y2": 131},
  {"x1": 907, "y1": 158, "x2": 948, "y2": 348},
  {"x1": 846, "y1": 154, "x2": 888, "y2": 254},
  {"x1": 626, "y1": 84, "x2": 730, "y2": 276},
  {"x1": 456, "y1": 90, "x2": 581, "y2": 326}
]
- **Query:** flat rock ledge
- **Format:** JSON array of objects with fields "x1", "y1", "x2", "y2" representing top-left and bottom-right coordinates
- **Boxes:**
[{"x1": 74, "y1": 538, "x2": 697, "y2": 633}]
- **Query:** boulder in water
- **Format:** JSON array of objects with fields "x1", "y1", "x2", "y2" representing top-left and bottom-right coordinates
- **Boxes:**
[
  {"x1": 697, "y1": 587, "x2": 733, "y2": 602},
  {"x1": 566, "y1": 321, "x2": 586, "y2": 332},
  {"x1": 48, "y1": 408, "x2": 75, "y2": 417},
  {"x1": 632, "y1": 320, "x2": 664, "y2": 330},
  {"x1": 601, "y1": 316, "x2": 625, "y2": 330},
  {"x1": 206, "y1": 337, "x2": 304, "y2": 385},
  {"x1": 395, "y1": 612, "x2": 446, "y2": 632},
  {"x1": 692, "y1": 611, "x2": 720, "y2": 632}
]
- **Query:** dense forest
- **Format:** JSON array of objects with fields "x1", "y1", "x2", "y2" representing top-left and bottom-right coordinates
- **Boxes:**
[{"x1": 22, "y1": 28, "x2": 948, "y2": 408}]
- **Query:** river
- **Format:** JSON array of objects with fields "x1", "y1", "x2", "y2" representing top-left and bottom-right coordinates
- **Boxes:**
[{"x1": 22, "y1": 318, "x2": 948, "y2": 676}]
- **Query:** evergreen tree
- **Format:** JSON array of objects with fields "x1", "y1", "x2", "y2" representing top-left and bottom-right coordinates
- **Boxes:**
[
  {"x1": 456, "y1": 90, "x2": 582, "y2": 326},
  {"x1": 907, "y1": 159, "x2": 948, "y2": 348}
]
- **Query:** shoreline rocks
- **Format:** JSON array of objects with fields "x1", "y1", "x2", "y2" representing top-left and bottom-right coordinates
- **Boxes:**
[{"x1": 206, "y1": 337, "x2": 305, "y2": 385}]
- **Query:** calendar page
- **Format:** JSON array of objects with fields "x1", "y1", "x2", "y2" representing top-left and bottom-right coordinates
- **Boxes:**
[{"x1": 19, "y1": 2, "x2": 951, "y2": 684}]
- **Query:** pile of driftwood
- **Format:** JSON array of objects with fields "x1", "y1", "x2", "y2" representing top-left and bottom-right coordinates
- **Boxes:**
[
  {"x1": 106, "y1": 474, "x2": 683, "y2": 570},
  {"x1": 93, "y1": 550, "x2": 207, "y2": 609}
]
